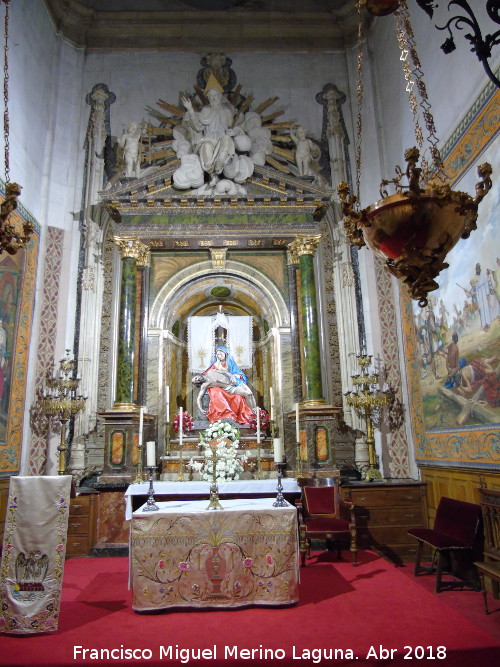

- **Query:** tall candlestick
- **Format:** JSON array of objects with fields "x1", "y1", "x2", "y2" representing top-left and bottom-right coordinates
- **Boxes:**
[
  {"x1": 295, "y1": 402, "x2": 300, "y2": 442},
  {"x1": 138, "y1": 406, "x2": 144, "y2": 449},
  {"x1": 179, "y1": 407, "x2": 183, "y2": 448},
  {"x1": 256, "y1": 408, "x2": 261, "y2": 444},
  {"x1": 270, "y1": 386, "x2": 274, "y2": 421},
  {"x1": 146, "y1": 441, "x2": 156, "y2": 467},
  {"x1": 165, "y1": 386, "x2": 170, "y2": 420},
  {"x1": 273, "y1": 437, "x2": 283, "y2": 463}
]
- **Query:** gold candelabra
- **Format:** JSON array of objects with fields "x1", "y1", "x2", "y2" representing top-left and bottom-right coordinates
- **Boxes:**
[
  {"x1": 345, "y1": 352, "x2": 389, "y2": 482},
  {"x1": 206, "y1": 443, "x2": 223, "y2": 511},
  {"x1": 40, "y1": 350, "x2": 87, "y2": 475}
]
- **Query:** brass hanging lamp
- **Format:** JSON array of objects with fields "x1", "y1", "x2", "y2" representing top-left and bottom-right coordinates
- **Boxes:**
[
  {"x1": 338, "y1": 0, "x2": 492, "y2": 308},
  {"x1": 0, "y1": 0, "x2": 33, "y2": 256}
]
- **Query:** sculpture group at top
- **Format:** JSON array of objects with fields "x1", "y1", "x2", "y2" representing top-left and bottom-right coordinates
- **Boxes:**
[
  {"x1": 115, "y1": 70, "x2": 324, "y2": 194},
  {"x1": 173, "y1": 84, "x2": 273, "y2": 195}
]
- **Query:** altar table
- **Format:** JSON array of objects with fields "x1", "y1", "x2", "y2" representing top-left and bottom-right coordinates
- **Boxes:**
[
  {"x1": 129, "y1": 497, "x2": 299, "y2": 611},
  {"x1": 124, "y1": 478, "x2": 301, "y2": 520}
]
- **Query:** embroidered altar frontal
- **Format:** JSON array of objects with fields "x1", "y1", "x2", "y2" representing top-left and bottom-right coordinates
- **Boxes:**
[
  {"x1": 0, "y1": 475, "x2": 72, "y2": 634},
  {"x1": 130, "y1": 498, "x2": 299, "y2": 611}
]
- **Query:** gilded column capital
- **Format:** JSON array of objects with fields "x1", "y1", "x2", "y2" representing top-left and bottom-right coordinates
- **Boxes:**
[
  {"x1": 287, "y1": 249, "x2": 300, "y2": 266},
  {"x1": 114, "y1": 237, "x2": 150, "y2": 263},
  {"x1": 288, "y1": 234, "x2": 322, "y2": 258}
]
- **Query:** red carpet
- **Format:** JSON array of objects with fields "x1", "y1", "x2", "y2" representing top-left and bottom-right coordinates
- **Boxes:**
[{"x1": 1, "y1": 551, "x2": 499, "y2": 666}]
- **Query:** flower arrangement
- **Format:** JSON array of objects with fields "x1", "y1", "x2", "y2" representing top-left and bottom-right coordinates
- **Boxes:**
[
  {"x1": 188, "y1": 420, "x2": 248, "y2": 483},
  {"x1": 173, "y1": 411, "x2": 194, "y2": 433},
  {"x1": 249, "y1": 408, "x2": 270, "y2": 432}
]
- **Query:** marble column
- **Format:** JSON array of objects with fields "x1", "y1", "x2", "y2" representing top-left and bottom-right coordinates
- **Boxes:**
[
  {"x1": 288, "y1": 234, "x2": 325, "y2": 407},
  {"x1": 137, "y1": 251, "x2": 151, "y2": 408},
  {"x1": 287, "y1": 249, "x2": 302, "y2": 403},
  {"x1": 113, "y1": 237, "x2": 149, "y2": 409}
]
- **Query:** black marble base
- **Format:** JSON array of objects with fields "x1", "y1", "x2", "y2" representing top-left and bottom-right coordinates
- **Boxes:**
[{"x1": 90, "y1": 544, "x2": 129, "y2": 557}]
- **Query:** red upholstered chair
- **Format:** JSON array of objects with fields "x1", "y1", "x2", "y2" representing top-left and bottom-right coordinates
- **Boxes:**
[
  {"x1": 298, "y1": 485, "x2": 357, "y2": 566},
  {"x1": 408, "y1": 496, "x2": 483, "y2": 593}
]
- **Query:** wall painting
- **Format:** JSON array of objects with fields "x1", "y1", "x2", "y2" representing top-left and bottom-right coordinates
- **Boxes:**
[
  {"x1": 403, "y1": 83, "x2": 499, "y2": 470},
  {"x1": 0, "y1": 185, "x2": 39, "y2": 476}
]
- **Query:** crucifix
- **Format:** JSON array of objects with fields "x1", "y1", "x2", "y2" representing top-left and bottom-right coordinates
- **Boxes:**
[{"x1": 206, "y1": 442, "x2": 223, "y2": 511}]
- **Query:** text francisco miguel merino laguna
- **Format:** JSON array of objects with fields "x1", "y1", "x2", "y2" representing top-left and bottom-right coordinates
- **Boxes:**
[{"x1": 73, "y1": 644, "x2": 431, "y2": 662}]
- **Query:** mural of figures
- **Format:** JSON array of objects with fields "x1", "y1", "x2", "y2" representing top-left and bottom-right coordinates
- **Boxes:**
[
  {"x1": 413, "y1": 148, "x2": 500, "y2": 430},
  {"x1": 0, "y1": 260, "x2": 21, "y2": 440}
]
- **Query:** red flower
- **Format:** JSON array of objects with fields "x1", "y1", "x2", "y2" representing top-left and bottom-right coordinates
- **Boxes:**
[
  {"x1": 249, "y1": 408, "x2": 270, "y2": 432},
  {"x1": 173, "y1": 412, "x2": 194, "y2": 433}
]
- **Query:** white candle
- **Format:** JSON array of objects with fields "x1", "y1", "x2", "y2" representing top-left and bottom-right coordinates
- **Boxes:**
[
  {"x1": 138, "y1": 406, "x2": 144, "y2": 449},
  {"x1": 295, "y1": 402, "x2": 300, "y2": 442},
  {"x1": 179, "y1": 407, "x2": 183, "y2": 448},
  {"x1": 270, "y1": 386, "x2": 274, "y2": 421},
  {"x1": 273, "y1": 437, "x2": 283, "y2": 463},
  {"x1": 256, "y1": 408, "x2": 261, "y2": 444},
  {"x1": 165, "y1": 386, "x2": 170, "y2": 421},
  {"x1": 146, "y1": 441, "x2": 156, "y2": 467}
]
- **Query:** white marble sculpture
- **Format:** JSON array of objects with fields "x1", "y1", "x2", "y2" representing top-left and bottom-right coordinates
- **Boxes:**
[
  {"x1": 290, "y1": 125, "x2": 321, "y2": 178},
  {"x1": 118, "y1": 121, "x2": 142, "y2": 178}
]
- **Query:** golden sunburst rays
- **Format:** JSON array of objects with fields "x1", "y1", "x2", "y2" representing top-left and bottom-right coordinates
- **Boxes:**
[{"x1": 142, "y1": 82, "x2": 304, "y2": 177}]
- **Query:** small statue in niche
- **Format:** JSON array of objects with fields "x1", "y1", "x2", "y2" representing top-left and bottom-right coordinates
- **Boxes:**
[
  {"x1": 289, "y1": 124, "x2": 321, "y2": 179},
  {"x1": 117, "y1": 121, "x2": 142, "y2": 178}
]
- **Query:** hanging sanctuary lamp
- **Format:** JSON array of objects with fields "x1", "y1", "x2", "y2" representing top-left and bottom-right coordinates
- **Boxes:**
[
  {"x1": 0, "y1": 0, "x2": 33, "y2": 256},
  {"x1": 338, "y1": 0, "x2": 492, "y2": 308}
]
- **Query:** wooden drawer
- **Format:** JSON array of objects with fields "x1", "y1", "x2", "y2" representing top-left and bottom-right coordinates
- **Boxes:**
[
  {"x1": 66, "y1": 536, "x2": 92, "y2": 556},
  {"x1": 67, "y1": 515, "x2": 89, "y2": 535},
  {"x1": 346, "y1": 488, "x2": 423, "y2": 507},
  {"x1": 69, "y1": 495, "x2": 91, "y2": 517},
  {"x1": 356, "y1": 506, "x2": 425, "y2": 527}
]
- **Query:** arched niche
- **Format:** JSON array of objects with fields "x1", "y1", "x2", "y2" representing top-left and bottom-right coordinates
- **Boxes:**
[{"x1": 146, "y1": 257, "x2": 292, "y2": 445}]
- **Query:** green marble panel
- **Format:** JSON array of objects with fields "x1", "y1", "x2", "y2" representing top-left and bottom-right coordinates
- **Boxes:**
[
  {"x1": 121, "y1": 213, "x2": 312, "y2": 226},
  {"x1": 116, "y1": 256, "x2": 137, "y2": 404},
  {"x1": 300, "y1": 253, "x2": 323, "y2": 401}
]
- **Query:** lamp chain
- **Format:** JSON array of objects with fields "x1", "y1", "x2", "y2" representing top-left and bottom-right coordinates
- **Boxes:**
[
  {"x1": 2, "y1": 0, "x2": 9, "y2": 184},
  {"x1": 355, "y1": 0, "x2": 365, "y2": 203},
  {"x1": 394, "y1": 0, "x2": 447, "y2": 184}
]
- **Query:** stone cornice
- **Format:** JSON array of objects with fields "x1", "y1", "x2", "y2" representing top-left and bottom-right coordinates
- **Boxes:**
[
  {"x1": 100, "y1": 163, "x2": 332, "y2": 220},
  {"x1": 44, "y1": 0, "x2": 366, "y2": 52}
]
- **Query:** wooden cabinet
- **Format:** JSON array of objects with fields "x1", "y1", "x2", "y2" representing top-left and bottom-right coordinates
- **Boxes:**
[
  {"x1": 341, "y1": 480, "x2": 427, "y2": 563},
  {"x1": 66, "y1": 491, "x2": 97, "y2": 558}
]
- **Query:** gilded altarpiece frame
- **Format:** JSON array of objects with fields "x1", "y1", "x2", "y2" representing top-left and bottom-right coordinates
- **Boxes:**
[
  {"x1": 0, "y1": 185, "x2": 39, "y2": 476},
  {"x1": 402, "y1": 80, "x2": 500, "y2": 471}
]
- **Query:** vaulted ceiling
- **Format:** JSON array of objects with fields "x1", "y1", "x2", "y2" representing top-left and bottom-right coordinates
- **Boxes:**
[{"x1": 44, "y1": 0, "x2": 365, "y2": 52}]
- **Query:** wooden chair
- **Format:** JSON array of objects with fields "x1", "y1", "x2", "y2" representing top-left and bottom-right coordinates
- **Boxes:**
[
  {"x1": 298, "y1": 484, "x2": 357, "y2": 566},
  {"x1": 408, "y1": 496, "x2": 483, "y2": 593},
  {"x1": 474, "y1": 488, "x2": 500, "y2": 614}
]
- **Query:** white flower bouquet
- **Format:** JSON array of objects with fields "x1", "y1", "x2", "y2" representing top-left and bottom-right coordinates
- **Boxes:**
[{"x1": 188, "y1": 420, "x2": 248, "y2": 483}]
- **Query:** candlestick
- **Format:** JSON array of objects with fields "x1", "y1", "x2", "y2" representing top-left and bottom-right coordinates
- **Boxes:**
[
  {"x1": 270, "y1": 386, "x2": 274, "y2": 421},
  {"x1": 273, "y1": 437, "x2": 283, "y2": 463},
  {"x1": 138, "y1": 406, "x2": 144, "y2": 449},
  {"x1": 143, "y1": 466, "x2": 159, "y2": 512},
  {"x1": 273, "y1": 462, "x2": 287, "y2": 507},
  {"x1": 206, "y1": 443, "x2": 223, "y2": 510},
  {"x1": 179, "y1": 407, "x2": 183, "y2": 448},
  {"x1": 295, "y1": 402, "x2": 300, "y2": 442},
  {"x1": 165, "y1": 385, "x2": 170, "y2": 420},
  {"x1": 256, "y1": 408, "x2": 261, "y2": 444},
  {"x1": 146, "y1": 440, "x2": 156, "y2": 467}
]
